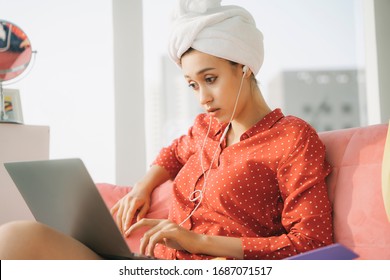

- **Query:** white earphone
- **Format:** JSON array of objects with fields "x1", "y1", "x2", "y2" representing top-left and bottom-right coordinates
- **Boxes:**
[{"x1": 242, "y1": 65, "x2": 249, "y2": 74}]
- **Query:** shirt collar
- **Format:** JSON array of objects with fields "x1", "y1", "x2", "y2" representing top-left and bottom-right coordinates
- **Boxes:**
[
  {"x1": 241, "y1": 108, "x2": 284, "y2": 139},
  {"x1": 214, "y1": 108, "x2": 285, "y2": 140}
]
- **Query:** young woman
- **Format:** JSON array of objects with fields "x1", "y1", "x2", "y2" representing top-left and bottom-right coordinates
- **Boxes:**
[{"x1": 0, "y1": 0, "x2": 333, "y2": 260}]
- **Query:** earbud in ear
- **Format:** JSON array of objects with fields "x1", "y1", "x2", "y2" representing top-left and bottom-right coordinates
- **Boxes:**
[{"x1": 242, "y1": 65, "x2": 249, "y2": 74}]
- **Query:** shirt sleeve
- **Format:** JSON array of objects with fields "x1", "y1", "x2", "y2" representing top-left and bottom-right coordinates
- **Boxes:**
[
  {"x1": 241, "y1": 125, "x2": 333, "y2": 259},
  {"x1": 152, "y1": 114, "x2": 207, "y2": 179}
]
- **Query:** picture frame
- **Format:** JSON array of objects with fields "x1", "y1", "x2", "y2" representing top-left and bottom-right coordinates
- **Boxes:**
[{"x1": 0, "y1": 88, "x2": 24, "y2": 124}]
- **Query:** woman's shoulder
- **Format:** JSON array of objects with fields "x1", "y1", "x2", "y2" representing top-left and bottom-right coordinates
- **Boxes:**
[
  {"x1": 280, "y1": 114, "x2": 310, "y2": 127},
  {"x1": 276, "y1": 113, "x2": 320, "y2": 140}
]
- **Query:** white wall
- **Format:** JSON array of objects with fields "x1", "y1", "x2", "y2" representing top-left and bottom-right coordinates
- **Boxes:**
[
  {"x1": 112, "y1": 0, "x2": 146, "y2": 185},
  {"x1": 1, "y1": 0, "x2": 116, "y2": 183}
]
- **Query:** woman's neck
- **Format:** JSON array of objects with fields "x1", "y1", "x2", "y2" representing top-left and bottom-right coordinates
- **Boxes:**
[{"x1": 227, "y1": 91, "x2": 271, "y2": 146}]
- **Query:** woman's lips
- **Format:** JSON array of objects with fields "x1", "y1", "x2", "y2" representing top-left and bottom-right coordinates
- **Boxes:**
[
  {"x1": 207, "y1": 108, "x2": 220, "y2": 117},
  {"x1": 207, "y1": 108, "x2": 219, "y2": 113}
]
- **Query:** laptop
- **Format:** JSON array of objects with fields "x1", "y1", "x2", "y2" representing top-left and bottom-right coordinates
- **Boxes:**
[{"x1": 4, "y1": 158, "x2": 153, "y2": 260}]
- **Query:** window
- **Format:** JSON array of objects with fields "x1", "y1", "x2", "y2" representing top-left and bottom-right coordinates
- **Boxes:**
[{"x1": 143, "y1": 0, "x2": 365, "y2": 164}]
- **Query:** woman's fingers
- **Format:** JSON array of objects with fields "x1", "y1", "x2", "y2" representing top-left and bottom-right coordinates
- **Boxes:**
[
  {"x1": 126, "y1": 219, "x2": 184, "y2": 256},
  {"x1": 110, "y1": 193, "x2": 149, "y2": 234},
  {"x1": 123, "y1": 201, "x2": 140, "y2": 233},
  {"x1": 137, "y1": 203, "x2": 150, "y2": 222},
  {"x1": 110, "y1": 201, "x2": 119, "y2": 216},
  {"x1": 138, "y1": 221, "x2": 173, "y2": 256},
  {"x1": 139, "y1": 223, "x2": 166, "y2": 256},
  {"x1": 116, "y1": 201, "x2": 126, "y2": 233},
  {"x1": 111, "y1": 197, "x2": 133, "y2": 234},
  {"x1": 126, "y1": 218, "x2": 159, "y2": 236}
]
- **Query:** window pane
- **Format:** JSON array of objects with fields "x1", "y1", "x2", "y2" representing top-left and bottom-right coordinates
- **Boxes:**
[{"x1": 143, "y1": 0, "x2": 365, "y2": 163}]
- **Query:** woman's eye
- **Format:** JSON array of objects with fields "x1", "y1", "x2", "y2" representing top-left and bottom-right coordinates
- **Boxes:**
[
  {"x1": 205, "y1": 76, "x2": 216, "y2": 84},
  {"x1": 188, "y1": 82, "x2": 198, "y2": 90}
]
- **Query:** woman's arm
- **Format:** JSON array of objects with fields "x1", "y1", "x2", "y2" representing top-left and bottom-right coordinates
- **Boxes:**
[
  {"x1": 134, "y1": 164, "x2": 172, "y2": 195},
  {"x1": 239, "y1": 127, "x2": 333, "y2": 260},
  {"x1": 199, "y1": 234, "x2": 243, "y2": 259}
]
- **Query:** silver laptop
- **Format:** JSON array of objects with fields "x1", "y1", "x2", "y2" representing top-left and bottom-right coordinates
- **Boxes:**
[{"x1": 4, "y1": 158, "x2": 153, "y2": 260}]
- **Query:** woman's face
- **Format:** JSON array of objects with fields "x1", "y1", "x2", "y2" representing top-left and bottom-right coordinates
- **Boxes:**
[{"x1": 181, "y1": 49, "x2": 246, "y2": 123}]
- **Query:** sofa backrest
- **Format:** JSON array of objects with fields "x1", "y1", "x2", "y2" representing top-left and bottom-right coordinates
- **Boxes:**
[{"x1": 319, "y1": 123, "x2": 390, "y2": 259}]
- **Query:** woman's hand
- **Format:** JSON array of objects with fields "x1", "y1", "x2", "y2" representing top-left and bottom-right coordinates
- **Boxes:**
[
  {"x1": 110, "y1": 165, "x2": 172, "y2": 235},
  {"x1": 110, "y1": 183, "x2": 152, "y2": 235},
  {"x1": 125, "y1": 219, "x2": 204, "y2": 257}
]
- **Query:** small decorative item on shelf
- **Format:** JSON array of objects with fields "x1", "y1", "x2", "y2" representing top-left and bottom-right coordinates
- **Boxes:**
[
  {"x1": 0, "y1": 19, "x2": 36, "y2": 124},
  {"x1": 0, "y1": 87, "x2": 23, "y2": 123}
]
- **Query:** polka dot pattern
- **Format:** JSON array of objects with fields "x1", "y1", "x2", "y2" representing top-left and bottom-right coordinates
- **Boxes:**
[{"x1": 153, "y1": 109, "x2": 333, "y2": 260}]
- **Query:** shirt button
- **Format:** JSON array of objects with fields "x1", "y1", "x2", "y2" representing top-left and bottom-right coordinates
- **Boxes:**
[{"x1": 241, "y1": 134, "x2": 248, "y2": 140}]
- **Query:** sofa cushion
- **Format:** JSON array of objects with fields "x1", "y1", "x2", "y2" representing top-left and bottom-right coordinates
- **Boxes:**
[{"x1": 319, "y1": 123, "x2": 390, "y2": 259}]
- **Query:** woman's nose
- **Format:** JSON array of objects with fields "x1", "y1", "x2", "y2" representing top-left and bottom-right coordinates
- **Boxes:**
[{"x1": 199, "y1": 87, "x2": 213, "y2": 106}]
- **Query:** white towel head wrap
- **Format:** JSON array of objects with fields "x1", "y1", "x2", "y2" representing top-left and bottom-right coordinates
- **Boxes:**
[{"x1": 168, "y1": 0, "x2": 264, "y2": 75}]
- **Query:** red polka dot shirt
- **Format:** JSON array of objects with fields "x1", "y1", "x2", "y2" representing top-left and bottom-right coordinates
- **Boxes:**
[{"x1": 153, "y1": 109, "x2": 333, "y2": 259}]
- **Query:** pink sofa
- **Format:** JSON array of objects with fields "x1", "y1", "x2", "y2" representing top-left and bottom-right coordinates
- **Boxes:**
[
  {"x1": 97, "y1": 123, "x2": 390, "y2": 259},
  {"x1": 319, "y1": 123, "x2": 390, "y2": 259}
]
